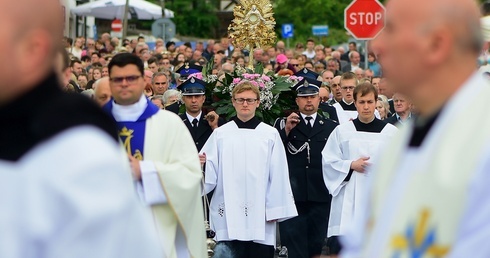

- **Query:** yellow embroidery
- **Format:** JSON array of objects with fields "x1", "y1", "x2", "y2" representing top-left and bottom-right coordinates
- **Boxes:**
[
  {"x1": 119, "y1": 127, "x2": 143, "y2": 160},
  {"x1": 391, "y1": 208, "x2": 450, "y2": 257}
]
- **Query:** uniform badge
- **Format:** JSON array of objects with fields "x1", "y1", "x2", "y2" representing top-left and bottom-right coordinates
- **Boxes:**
[
  {"x1": 319, "y1": 120, "x2": 324, "y2": 125},
  {"x1": 191, "y1": 77, "x2": 196, "y2": 83},
  {"x1": 303, "y1": 68, "x2": 308, "y2": 73},
  {"x1": 303, "y1": 80, "x2": 309, "y2": 88}
]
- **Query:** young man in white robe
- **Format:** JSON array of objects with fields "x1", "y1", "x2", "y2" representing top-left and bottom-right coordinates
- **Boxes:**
[
  {"x1": 341, "y1": 0, "x2": 490, "y2": 257},
  {"x1": 200, "y1": 81, "x2": 298, "y2": 258},
  {"x1": 0, "y1": 1, "x2": 162, "y2": 256},
  {"x1": 332, "y1": 72, "x2": 380, "y2": 124},
  {"x1": 322, "y1": 82, "x2": 397, "y2": 257},
  {"x1": 103, "y1": 53, "x2": 207, "y2": 258}
]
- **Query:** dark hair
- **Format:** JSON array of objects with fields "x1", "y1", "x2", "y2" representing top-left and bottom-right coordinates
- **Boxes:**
[
  {"x1": 91, "y1": 52, "x2": 101, "y2": 58},
  {"x1": 148, "y1": 57, "x2": 158, "y2": 65},
  {"x1": 349, "y1": 41, "x2": 357, "y2": 47},
  {"x1": 78, "y1": 73, "x2": 88, "y2": 80},
  {"x1": 70, "y1": 59, "x2": 81, "y2": 68},
  {"x1": 81, "y1": 55, "x2": 91, "y2": 62},
  {"x1": 368, "y1": 52, "x2": 376, "y2": 61},
  {"x1": 65, "y1": 37, "x2": 73, "y2": 46},
  {"x1": 483, "y1": 1, "x2": 490, "y2": 16},
  {"x1": 108, "y1": 53, "x2": 144, "y2": 76},
  {"x1": 184, "y1": 42, "x2": 192, "y2": 48},
  {"x1": 137, "y1": 36, "x2": 145, "y2": 41},
  {"x1": 166, "y1": 41, "x2": 175, "y2": 49},
  {"x1": 217, "y1": 50, "x2": 225, "y2": 55},
  {"x1": 354, "y1": 82, "x2": 378, "y2": 102},
  {"x1": 306, "y1": 38, "x2": 315, "y2": 43}
]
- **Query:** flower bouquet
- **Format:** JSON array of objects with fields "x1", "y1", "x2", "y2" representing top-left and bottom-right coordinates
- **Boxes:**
[{"x1": 190, "y1": 63, "x2": 302, "y2": 125}]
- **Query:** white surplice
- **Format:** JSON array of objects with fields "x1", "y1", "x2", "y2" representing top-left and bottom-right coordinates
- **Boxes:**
[
  {"x1": 201, "y1": 120, "x2": 298, "y2": 246},
  {"x1": 332, "y1": 102, "x2": 380, "y2": 124},
  {"x1": 0, "y1": 126, "x2": 162, "y2": 258},
  {"x1": 322, "y1": 120, "x2": 397, "y2": 237},
  {"x1": 341, "y1": 73, "x2": 490, "y2": 258}
]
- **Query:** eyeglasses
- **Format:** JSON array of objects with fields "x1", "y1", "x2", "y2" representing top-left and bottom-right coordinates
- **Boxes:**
[
  {"x1": 154, "y1": 82, "x2": 167, "y2": 85},
  {"x1": 234, "y1": 98, "x2": 257, "y2": 104},
  {"x1": 341, "y1": 86, "x2": 355, "y2": 91},
  {"x1": 291, "y1": 64, "x2": 300, "y2": 67},
  {"x1": 110, "y1": 75, "x2": 141, "y2": 84}
]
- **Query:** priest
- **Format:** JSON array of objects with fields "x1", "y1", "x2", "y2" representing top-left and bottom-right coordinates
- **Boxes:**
[
  {"x1": 201, "y1": 81, "x2": 298, "y2": 258},
  {"x1": 322, "y1": 82, "x2": 397, "y2": 257},
  {"x1": 341, "y1": 0, "x2": 490, "y2": 256},
  {"x1": 103, "y1": 53, "x2": 207, "y2": 258},
  {"x1": 0, "y1": 0, "x2": 162, "y2": 256}
]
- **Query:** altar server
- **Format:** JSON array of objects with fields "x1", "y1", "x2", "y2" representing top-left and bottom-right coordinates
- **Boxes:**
[{"x1": 201, "y1": 81, "x2": 297, "y2": 258}]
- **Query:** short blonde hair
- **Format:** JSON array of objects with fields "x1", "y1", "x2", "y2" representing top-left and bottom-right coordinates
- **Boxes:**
[{"x1": 232, "y1": 80, "x2": 260, "y2": 100}]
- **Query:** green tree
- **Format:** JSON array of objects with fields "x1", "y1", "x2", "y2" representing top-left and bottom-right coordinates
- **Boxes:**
[
  {"x1": 274, "y1": 0, "x2": 352, "y2": 46},
  {"x1": 146, "y1": 0, "x2": 219, "y2": 38}
]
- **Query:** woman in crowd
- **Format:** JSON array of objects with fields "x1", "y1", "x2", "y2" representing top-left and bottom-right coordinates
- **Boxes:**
[
  {"x1": 376, "y1": 95, "x2": 391, "y2": 120},
  {"x1": 368, "y1": 52, "x2": 382, "y2": 77}
]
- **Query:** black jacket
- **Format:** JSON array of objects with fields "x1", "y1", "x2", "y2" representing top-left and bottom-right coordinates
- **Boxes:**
[
  {"x1": 275, "y1": 114, "x2": 338, "y2": 202},
  {"x1": 179, "y1": 113, "x2": 226, "y2": 152}
]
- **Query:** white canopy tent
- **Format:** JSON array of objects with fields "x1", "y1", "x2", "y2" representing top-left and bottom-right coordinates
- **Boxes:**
[{"x1": 71, "y1": 0, "x2": 174, "y2": 20}]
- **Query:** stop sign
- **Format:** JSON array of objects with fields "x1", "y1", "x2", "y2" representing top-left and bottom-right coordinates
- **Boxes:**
[
  {"x1": 111, "y1": 19, "x2": 123, "y2": 33},
  {"x1": 345, "y1": 0, "x2": 386, "y2": 40}
]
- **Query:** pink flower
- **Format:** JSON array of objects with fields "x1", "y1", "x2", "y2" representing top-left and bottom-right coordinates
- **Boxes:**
[
  {"x1": 258, "y1": 82, "x2": 265, "y2": 89},
  {"x1": 189, "y1": 73, "x2": 203, "y2": 80},
  {"x1": 250, "y1": 81, "x2": 259, "y2": 87},
  {"x1": 261, "y1": 75, "x2": 271, "y2": 82},
  {"x1": 233, "y1": 78, "x2": 242, "y2": 84}
]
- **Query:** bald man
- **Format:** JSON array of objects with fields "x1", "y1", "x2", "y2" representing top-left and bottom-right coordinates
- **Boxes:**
[
  {"x1": 342, "y1": 0, "x2": 490, "y2": 257},
  {"x1": 94, "y1": 77, "x2": 112, "y2": 107},
  {"x1": 0, "y1": 0, "x2": 161, "y2": 257}
]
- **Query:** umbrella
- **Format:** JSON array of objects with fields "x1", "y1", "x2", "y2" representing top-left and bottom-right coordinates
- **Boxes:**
[{"x1": 71, "y1": 0, "x2": 174, "y2": 20}]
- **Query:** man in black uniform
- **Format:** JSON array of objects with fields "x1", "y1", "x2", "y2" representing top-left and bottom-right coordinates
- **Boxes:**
[
  {"x1": 295, "y1": 69, "x2": 338, "y2": 122},
  {"x1": 178, "y1": 77, "x2": 225, "y2": 152},
  {"x1": 274, "y1": 77, "x2": 338, "y2": 258}
]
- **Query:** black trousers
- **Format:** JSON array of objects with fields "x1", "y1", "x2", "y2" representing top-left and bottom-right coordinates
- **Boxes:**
[
  {"x1": 213, "y1": 240, "x2": 275, "y2": 258},
  {"x1": 279, "y1": 201, "x2": 330, "y2": 258}
]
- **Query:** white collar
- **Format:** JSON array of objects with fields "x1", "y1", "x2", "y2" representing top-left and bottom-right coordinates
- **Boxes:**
[
  {"x1": 111, "y1": 94, "x2": 148, "y2": 122},
  {"x1": 300, "y1": 112, "x2": 317, "y2": 126},
  {"x1": 342, "y1": 98, "x2": 354, "y2": 105},
  {"x1": 186, "y1": 111, "x2": 202, "y2": 124}
]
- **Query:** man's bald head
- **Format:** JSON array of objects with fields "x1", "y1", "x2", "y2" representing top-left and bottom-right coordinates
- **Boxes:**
[
  {"x1": 372, "y1": 0, "x2": 482, "y2": 115},
  {"x1": 0, "y1": 0, "x2": 63, "y2": 105},
  {"x1": 94, "y1": 77, "x2": 112, "y2": 107}
]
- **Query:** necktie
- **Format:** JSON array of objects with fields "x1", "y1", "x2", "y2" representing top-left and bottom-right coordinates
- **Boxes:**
[
  {"x1": 305, "y1": 116, "x2": 313, "y2": 128},
  {"x1": 192, "y1": 118, "x2": 199, "y2": 128}
]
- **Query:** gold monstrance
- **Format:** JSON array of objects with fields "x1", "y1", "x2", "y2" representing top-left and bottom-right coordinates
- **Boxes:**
[{"x1": 228, "y1": 0, "x2": 276, "y2": 69}]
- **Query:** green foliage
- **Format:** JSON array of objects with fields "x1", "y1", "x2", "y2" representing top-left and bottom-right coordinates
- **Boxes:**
[
  {"x1": 274, "y1": 0, "x2": 352, "y2": 46},
  {"x1": 145, "y1": 0, "x2": 218, "y2": 38}
]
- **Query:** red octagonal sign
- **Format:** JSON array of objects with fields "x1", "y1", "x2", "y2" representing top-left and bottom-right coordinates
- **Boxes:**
[{"x1": 345, "y1": 0, "x2": 386, "y2": 40}]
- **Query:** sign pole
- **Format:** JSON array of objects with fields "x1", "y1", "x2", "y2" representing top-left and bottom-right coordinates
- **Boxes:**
[
  {"x1": 365, "y1": 40, "x2": 369, "y2": 70},
  {"x1": 287, "y1": 38, "x2": 290, "y2": 49},
  {"x1": 122, "y1": 0, "x2": 129, "y2": 39}
]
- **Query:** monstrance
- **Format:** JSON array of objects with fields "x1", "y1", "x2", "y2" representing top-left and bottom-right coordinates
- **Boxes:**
[{"x1": 228, "y1": 0, "x2": 277, "y2": 69}]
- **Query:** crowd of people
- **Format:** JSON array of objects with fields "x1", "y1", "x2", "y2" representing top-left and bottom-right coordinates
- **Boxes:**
[{"x1": 3, "y1": 0, "x2": 490, "y2": 257}]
